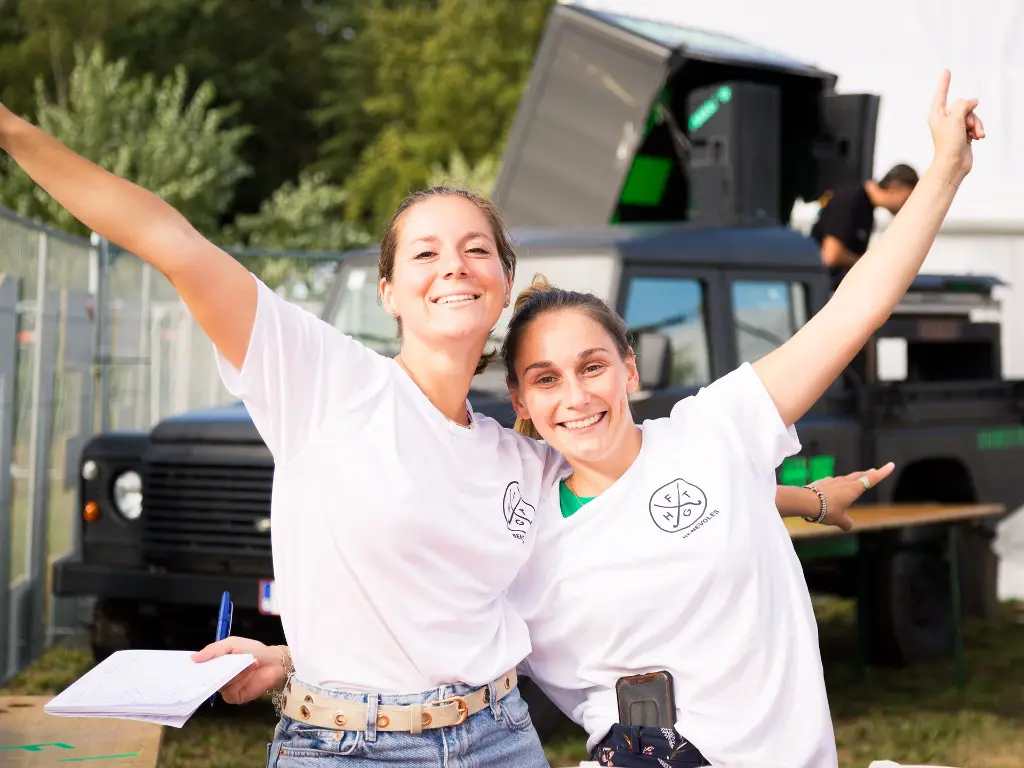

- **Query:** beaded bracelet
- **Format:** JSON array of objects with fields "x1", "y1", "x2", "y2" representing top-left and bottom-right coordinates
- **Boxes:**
[{"x1": 802, "y1": 484, "x2": 828, "y2": 524}]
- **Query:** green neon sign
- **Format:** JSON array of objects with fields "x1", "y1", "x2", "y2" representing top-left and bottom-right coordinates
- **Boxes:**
[
  {"x1": 687, "y1": 85, "x2": 733, "y2": 132},
  {"x1": 977, "y1": 427, "x2": 1024, "y2": 451},
  {"x1": 780, "y1": 454, "x2": 836, "y2": 486}
]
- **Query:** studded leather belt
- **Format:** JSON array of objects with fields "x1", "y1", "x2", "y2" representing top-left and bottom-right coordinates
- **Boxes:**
[{"x1": 281, "y1": 669, "x2": 518, "y2": 734}]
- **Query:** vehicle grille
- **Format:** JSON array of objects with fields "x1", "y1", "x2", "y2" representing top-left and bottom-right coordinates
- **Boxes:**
[{"x1": 141, "y1": 462, "x2": 273, "y2": 561}]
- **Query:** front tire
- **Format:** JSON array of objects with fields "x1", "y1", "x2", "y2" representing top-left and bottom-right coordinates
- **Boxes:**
[{"x1": 861, "y1": 529, "x2": 954, "y2": 665}]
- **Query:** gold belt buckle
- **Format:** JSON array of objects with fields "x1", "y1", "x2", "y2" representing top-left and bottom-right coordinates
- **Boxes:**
[{"x1": 433, "y1": 695, "x2": 468, "y2": 726}]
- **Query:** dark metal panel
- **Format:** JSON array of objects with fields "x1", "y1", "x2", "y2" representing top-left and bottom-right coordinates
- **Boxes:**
[
  {"x1": 334, "y1": 224, "x2": 825, "y2": 273},
  {"x1": 141, "y1": 461, "x2": 273, "y2": 563},
  {"x1": 52, "y1": 562, "x2": 272, "y2": 609},
  {"x1": 615, "y1": 224, "x2": 823, "y2": 269},
  {"x1": 494, "y1": 5, "x2": 672, "y2": 228}
]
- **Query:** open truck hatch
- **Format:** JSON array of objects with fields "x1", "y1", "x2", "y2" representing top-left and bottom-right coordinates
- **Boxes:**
[{"x1": 493, "y1": 2, "x2": 874, "y2": 230}]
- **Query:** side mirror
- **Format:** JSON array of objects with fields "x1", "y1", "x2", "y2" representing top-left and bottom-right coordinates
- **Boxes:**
[{"x1": 634, "y1": 332, "x2": 672, "y2": 391}]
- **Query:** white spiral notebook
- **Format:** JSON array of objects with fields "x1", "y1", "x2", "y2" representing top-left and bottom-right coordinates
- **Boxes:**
[{"x1": 43, "y1": 649, "x2": 256, "y2": 728}]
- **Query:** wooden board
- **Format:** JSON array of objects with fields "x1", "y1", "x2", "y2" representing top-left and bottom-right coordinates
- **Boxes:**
[
  {"x1": 786, "y1": 502, "x2": 1006, "y2": 541},
  {"x1": 0, "y1": 696, "x2": 161, "y2": 768}
]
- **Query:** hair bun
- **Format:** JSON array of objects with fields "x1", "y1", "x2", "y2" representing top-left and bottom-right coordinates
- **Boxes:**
[{"x1": 513, "y1": 273, "x2": 555, "y2": 313}]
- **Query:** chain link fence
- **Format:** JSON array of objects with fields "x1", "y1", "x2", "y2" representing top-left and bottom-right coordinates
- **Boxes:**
[{"x1": 0, "y1": 205, "x2": 343, "y2": 683}]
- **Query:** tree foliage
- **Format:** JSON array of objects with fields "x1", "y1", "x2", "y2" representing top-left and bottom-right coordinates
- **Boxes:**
[
  {"x1": 337, "y1": 0, "x2": 554, "y2": 231},
  {"x1": 0, "y1": 46, "x2": 250, "y2": 236},
  {"x1": 223, "y1": 171, "x2": 371, "y2": 297},
  {"x1": 428, "y1": 150, "x2": 500, "y2": 199},
  {"x1": 103, "y1": 0, "x2": 338, "y2": 217},
  {"x1": 0, "y1": 0, "x2": 557, "y2": 247},
  {"x1": 0, "y1": 0, "x2": 146, "y2": 114},
  {"x1": 226, "y1": 172, "x2": 369, "y2": 253}
]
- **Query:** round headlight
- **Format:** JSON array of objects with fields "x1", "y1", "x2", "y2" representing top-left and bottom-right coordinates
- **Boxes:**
[{"x1": 113, "y1": 471, "x2": 143, "y2": 520}]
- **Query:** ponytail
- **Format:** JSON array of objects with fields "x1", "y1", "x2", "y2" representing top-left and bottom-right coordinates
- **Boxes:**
[
  {"x1": 513, "y1": 273, "x2": 555, "y2": 313},
  {"x1": 514, "y1": 416, "x2": 542, "y2": 439}
]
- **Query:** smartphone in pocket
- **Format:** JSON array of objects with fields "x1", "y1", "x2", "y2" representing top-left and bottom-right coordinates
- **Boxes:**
[{"x1": 615, "y1": 671, "x2": 676, "y2": 729}]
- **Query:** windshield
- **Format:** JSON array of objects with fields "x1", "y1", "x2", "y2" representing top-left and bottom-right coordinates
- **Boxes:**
[
  {"x1": 327, "y1": 251, "x2": 619, "y2": 396},
  {"x1": 329, "y1": 256, "x2": 400, "y2": 356},
  {"x1": 731, "y1": 279, "x2": 808, "y2": 363}
]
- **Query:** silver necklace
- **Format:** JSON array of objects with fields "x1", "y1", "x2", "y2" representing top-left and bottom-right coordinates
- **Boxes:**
[{"x1": 396, "y1": 357, "x2": 473, "y2": 429}]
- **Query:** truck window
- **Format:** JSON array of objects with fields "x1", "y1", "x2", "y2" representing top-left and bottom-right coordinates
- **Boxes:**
[
  {"x1": 327, "y1": 252, "x2": 619, "y2": 398},
  {"x1": 731, "y1": 280, "x2": 808, "y2": 363},
  {"x1": 330, "y1": 258, "x2": 400, "y2": 356},
  {"x1": 622, "y1": 276, "x2": 710, "y2": 386}
]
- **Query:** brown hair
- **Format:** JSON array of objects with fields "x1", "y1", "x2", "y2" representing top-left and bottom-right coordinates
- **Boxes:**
[
  {"x1": 501, "y1": 274, "x2": 632, "y2": 439},
  {"x1": 878, "y1": 163, "x2": 919, "y2": 190},
  {"x1": 378, "y1": 186, "x2": 517, "y2": 374}
]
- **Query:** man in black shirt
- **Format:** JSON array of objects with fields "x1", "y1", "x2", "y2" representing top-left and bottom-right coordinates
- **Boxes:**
[{"x1": 810, "y1": 163, "x2": 919, "y2": 280}]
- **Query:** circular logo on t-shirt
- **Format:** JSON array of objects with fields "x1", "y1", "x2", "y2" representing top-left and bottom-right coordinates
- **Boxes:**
[
  {"x1": 503, "y1": 481, "x2": 536, "y2": 540},
  {"x1": 649, "y1": 478, "x2": 708, "y2": 533}
]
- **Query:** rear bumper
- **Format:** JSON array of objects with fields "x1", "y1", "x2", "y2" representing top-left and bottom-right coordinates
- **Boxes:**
[{"x1": 52, "y1": 560, "x2": 268, "y2": 609}]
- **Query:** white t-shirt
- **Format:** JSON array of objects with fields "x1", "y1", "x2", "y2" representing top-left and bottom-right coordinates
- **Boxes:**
[
  {"x1": 216, "y1": 275, "x2": 559, "y2": 693},
  {"x1": 510, "y1": 364, "x2": 837, "y2": 768}
]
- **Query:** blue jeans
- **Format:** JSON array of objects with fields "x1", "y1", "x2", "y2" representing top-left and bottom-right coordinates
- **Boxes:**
[{"x1": 266, "y1": 678, "x2": 549, "y2": 767}]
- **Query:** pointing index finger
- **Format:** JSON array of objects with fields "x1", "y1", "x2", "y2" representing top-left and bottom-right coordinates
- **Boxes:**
[{"x1": 931, "y1": 69, "x2": 951, "y2": 115}]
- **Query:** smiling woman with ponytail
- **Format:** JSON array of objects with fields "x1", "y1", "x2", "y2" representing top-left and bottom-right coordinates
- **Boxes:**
[{"x1": 499, "y1": 70, "x2": 980, "y2": 767}]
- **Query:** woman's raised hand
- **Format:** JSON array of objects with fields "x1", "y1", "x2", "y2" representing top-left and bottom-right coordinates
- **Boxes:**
[{"x1": 928, "y1": 69, "x2": 985, "y2": 181}]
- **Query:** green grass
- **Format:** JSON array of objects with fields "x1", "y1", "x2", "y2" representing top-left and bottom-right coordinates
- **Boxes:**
[{"x1": 5, "y1": 599, "x2": 1024, "y2": 767}]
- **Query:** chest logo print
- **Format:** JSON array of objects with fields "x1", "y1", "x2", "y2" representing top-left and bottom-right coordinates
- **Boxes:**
[
  {"x1": 503, "y1": 481, "x2": 535, "y2": 541},
  {"x1": 649, "y1": 478, "x2": 708, "y2": 533}
]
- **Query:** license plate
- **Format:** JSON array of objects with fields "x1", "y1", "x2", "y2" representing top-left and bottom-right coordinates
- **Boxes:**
[{"x1": 259, "y1": 579, "x2": 279, "y2": 616}]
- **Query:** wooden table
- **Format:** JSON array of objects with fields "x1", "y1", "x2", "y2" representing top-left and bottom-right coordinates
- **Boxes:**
[
  {"x1": 786, "y1": 502, "x2": 1006, "y2": 540},
  {"x1": 0, "y1": 696, "x2": 162, "y2": 768},
  {"x1": 786, "y1": 502, "x2": 1006, "y2": 690}
]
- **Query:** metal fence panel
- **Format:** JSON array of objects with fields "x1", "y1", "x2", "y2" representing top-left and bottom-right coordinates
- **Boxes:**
[
  {"x1": 0, "y1": 274, "x2": 21, "y2": 682},
  {"x1": 0, "y1": 204, "x2": 346, "y2": 684}
]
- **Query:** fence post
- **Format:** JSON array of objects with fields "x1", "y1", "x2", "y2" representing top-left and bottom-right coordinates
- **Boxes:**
[
  {"x1": 51, "y1": 288, "x2": 97, "y2": 640},
  {"x1": 135, "y1": 264, "x2": 152, "y2": 428},
  {"x1": 150, "y1": 305, "x2": 166, "y2": 425},
  {"x1": 0, "y1": 274, "x2": 21, "y2": 684},
  {"x1": 91, "y1": 234, "x2": 111, "y2": 432},
  {"x1": 25, "y1": 232, "x2": 60, "y2": 664}
]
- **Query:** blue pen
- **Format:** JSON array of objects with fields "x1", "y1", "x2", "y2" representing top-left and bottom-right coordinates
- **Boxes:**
[{"x1": 209, "y1": 590, "x2": 233, "y2": 706}]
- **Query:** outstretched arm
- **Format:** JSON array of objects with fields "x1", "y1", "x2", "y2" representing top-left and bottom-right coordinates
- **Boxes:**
[
  {"x1": 775, "y1": 463, "x2": 895, "y2": 531},
  {"x1": 754, "y1": 70, "x2": 985, "y2": 426},
  {"x1": 0, "y1": 106, "x2": 255, "y2": 369}
]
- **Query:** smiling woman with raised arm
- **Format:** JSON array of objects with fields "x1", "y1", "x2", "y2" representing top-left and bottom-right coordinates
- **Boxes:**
[
  {"x1": 0, "y1": 101, "x2": 566, "y2": 766},
  {"x1": 496, "y1": 70, "x2": 983, "y2": 768}
]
